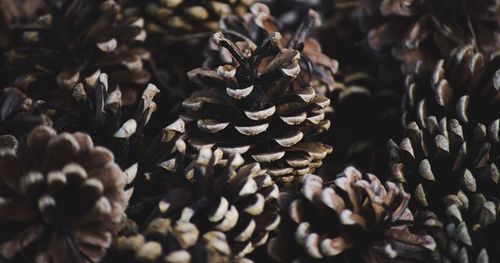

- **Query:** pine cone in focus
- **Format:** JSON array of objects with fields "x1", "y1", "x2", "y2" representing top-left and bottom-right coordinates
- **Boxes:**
[
  {"x1": 41, "y1": 72, "x2": 160, "y2": 168},
  {"x1": 388, "y1": 46, "x2": 500, "y2": 261},
  {"x1": 142, "y1": 141, "x2": 280, "y2": 257},
  {"x1": 122, "y1": 0, "x2": 253, "y2": 42},
  {"x1": 204, "y1": 3, "x2": 338, "y2": 95},
  {"x1": 184, "y1": 29, "x2": 332, "y2": 186},
  {"x1": 105, "y1": 218, "x2": 245, "y2": 263},
  {"x1": 4, "y1": 0, "x2": 150, "y2": 102},
  {"x1": 359, "y1": 0, "x2": 500, "y2": 74},
  {"x1": 267, "y1": 166, "x2": 436, "y2": 262},
  {"x1": 0, "y1": 87, "x2": 52, "y2": 136},
  {"x1": 0, "y1": 125, "x2": 128, "y2": 262}
]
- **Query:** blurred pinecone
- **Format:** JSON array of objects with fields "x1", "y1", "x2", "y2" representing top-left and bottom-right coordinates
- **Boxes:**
[
  {"x1": 267, "y1": 166, "x2": 436, "y2": 262},
  {"x1": 358, "y1": 0, "x2": 500, "y2": 75},
  {"x1": 0, "y1": 87, "x2": 52, "y2": 136},
  {"x1": 0, "y1": 125, "x2": 128, "y2": 262},
  {"x1": 122, "y1": 0, "x2": 253, "y2": 42},
  {"x1": 37, "y1": 72, "x2": 160, "y2": 168},
  {"x1": 3, "y1": 0, "x2": 149, "y2": 102},
  {"x1": 136, "y1": 141, "x2": 280, "y2": 257},
  {"x1": 184, "y1": 28, "x2": 332, "y2": 186},
  {"x1": 388, "y1": 46, "x2": 500, "y2": 261},
  {"x1": 203, "y1": 3, "x2": 338, "y2": 95},
  {"x1": 105, "y1": 218, "x2": 246, "y2": 263}
]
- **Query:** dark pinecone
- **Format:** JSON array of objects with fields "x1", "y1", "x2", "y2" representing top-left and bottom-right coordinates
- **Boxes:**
[
  {"x1": 0, "y1": 125, "x2": 128, "y2": 262},
  {"x1": 39, "y1": 72, "x2": 160, "y2": 168},
  {"x1": 184, "y1": 29, "x2": 332, "y2": 186},
  {"x1": 4, "y1": 0, "x2": 150, "y2": 102},
  {"x1": 358, "y1": 0, "x2": 500, "y2": 75},
  {"x1": 203, "y1": 3, "x2": 338, "y2": 95},
  {"x1": 122, "y1": 0, "x2": 253, "y2": 41},
  {"x1": 105, "y1": 218, "x2": 248, "y2": 263},
  {"x1": 137, "y1": 140, "x2": 281, "y2": 258},
  {"x1": 0, "y1": 87, "x2": 52, "y2": 136},
  {"x1": 388, "y1": 46, "x2": 500, "y2": 261},
  {"x1": 267, "y1": 166, "x2": 436, "y2": 262}
]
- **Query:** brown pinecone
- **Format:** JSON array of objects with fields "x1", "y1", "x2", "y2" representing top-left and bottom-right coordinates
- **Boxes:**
[
  {"x1": 138, "y1": 140, "x2": 281, "y2": 258},
  {"x1": 105, "y1": 218, "x2": 248, "y2": 263},
  {"x1": 358, "y1": 0, "x2": 500, "y2": 75},
  {"x1": 122, "y1": 0, "x2": 253, "y2": 41},
  {"x1": 39, "y1": 72, "x2": 160, "y2": 168},
  {"x1": 203, "y1": 3, "x2": 338, "y2": 95},
  {"x1": 184, "y1": 29, "x2": 332, "y2": 186},
  {"x1": 0, "y1": 87, "x2": 52, "y2": 136},
  {"x1": 388, "y1": 45, "x2": 500, "y2": 261},
  {"x1": 267, "y1": 166, "x2": 436, "y2": 262},
  {"x1": 4, "y1": 0, "x2": 150, "y2": 102},
  {"x1": 0, "y1": 125, "x2": 128, "y2": 262}
]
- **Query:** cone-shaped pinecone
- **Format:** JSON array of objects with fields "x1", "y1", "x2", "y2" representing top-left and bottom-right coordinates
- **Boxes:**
[
  {"x1": 184, "y1": 29, "x2": 332, "y2": 186},
  {"x1": 4, "y1": 0, "x2": 149, "y2": 101},
  {"x1": 0, "y1": 86, "x2": 52, "y2": 136},
  {"x1": 39, "y1": 72, "x2": 160, "y2": 168},
  {"x1": 0, "y1": 125, "x2": 128, "y2": 262},
  {"x1": 388, "y1": 45, "x2": 500, "y2": 261},
  {"x1": 358, "y1": 0, "x2": 500, "y2": 74},
  {"x1": 105, "y1": 218, "x2": 249, "y2": 263},
  {"x1": 122, "y1": 0, "x2": 253, "y2": 41},
  {"x1": 140, "y1": 141, "x2": 281, "y2": 257},
  {"x1": 203, "y1": 3, "x2": 338, "y2": 95},
  {"x1": 267, "y1": 166, "x2": 436, "y2": 262}
]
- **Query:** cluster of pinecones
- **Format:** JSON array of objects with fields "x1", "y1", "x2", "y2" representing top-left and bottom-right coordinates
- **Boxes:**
[{"x1": 0, "y1": 0, "x2": 498, "y2": 262}]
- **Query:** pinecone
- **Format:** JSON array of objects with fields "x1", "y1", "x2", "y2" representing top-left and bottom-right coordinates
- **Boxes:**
[
  {"x1": 137, "y1": 141, "x2": 281, "y2": 257},
  {"x1": 267, "y1": 166, "x2": 436, "y2": 262},
  {"x1": 105, "y1": 218, "x2": 245, "y2": 263},
  {"x1": 0, "y1": 87, "x2": 52, "y2": 136},
  {"x1": 358, "y1": 0, "x2": 500, "y2": 74},
  {"x1": 0, "y1": 125, "x2": 128, "y2": 262},
  {"x1": 4, "y1": 0, "x2": 149, "y2": 101},
  {"x1": 388, "y1": 45, "x2": 500, "y2": 261},
  {"x1": 184, "y1": 28, "x2": 332, "y2": 186},
  {"x1": 203, "y1": 3, "x2": 338, "y2": 95},
  {"x1": 38, "y1": 72, "x2": 160, "y2": 168},
  {"x1": 122, "y1": 0, "x2": 253, "y2": 42}
]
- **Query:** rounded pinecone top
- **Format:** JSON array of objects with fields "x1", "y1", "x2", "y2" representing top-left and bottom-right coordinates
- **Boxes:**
[
  {"x1": 268, "y1": 166, "x2": 436, "y2": 262},
  {"x1": 145, "y1": 141, "x2": 280, "y2": 257},
  {"x1": 4, "y1": 0, "x2": 150, "y2": 94},
  {"x1": 106, "y1": 218, "x2": 248, "y2": 263},
  {"x1": 403, "y1": 45, "x2": 500, "y2": 128},
  {"x1": 359, "y1": 0, "x2": 500, "y2": 74},
  {"x1": 0, "y1": 125, "x2": 128, "y2": 262},
  {"x1": 184, "y1": 30, "x2": 332, "y2": 185},
  {"x1": 123, "y1": 0, "x2": 254, "y2": 38},
  {"x1": 204, "y1": 3, "x2": 338, "y2": 95}
]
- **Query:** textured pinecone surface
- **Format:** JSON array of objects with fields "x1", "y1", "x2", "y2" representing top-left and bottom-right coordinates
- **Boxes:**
[
  {"x1": 4, "y1": 0, "x2": 149, "y2": 100},
  {"x1": 105, "y1": 218, "x2": 243, "y2": 263},
  {"x1": 0, "y1": 125, "x2": 128, "y2": 262},
  {"x1": 268, "y1": 166, "x2": 436, "y2": 262},
  {"x1": 359, "y1": 0, "x2": 500, "y2": 74},
  {"x1": 137, "y1": 141, "x2": 281, "y2": 257},
  {"x1": 184, "y1": 28, "x2": 332, "y2": 185},
  {"x1": 388, "y1": 45, "x2": 500, "y2": 261}
]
